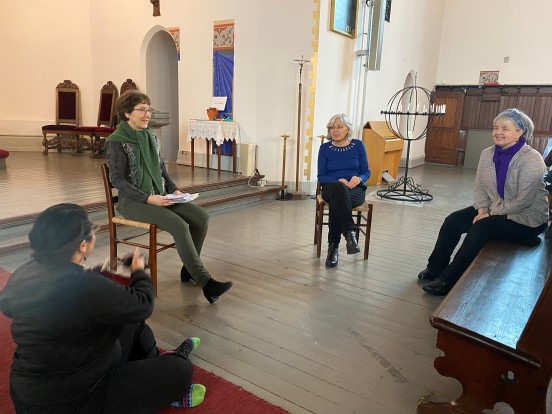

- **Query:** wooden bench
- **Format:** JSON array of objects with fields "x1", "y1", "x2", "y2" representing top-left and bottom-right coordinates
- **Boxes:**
[{"x1": 417, "y1": 236, "x2": 552, "y2": 413}]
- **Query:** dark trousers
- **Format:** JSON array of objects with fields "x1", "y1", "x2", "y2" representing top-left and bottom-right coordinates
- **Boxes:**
[
  {"x1": 321, "y1": 182, "x2": 366, "y2": 244},
  {"x1": 118, "y1": 198, "x2": 211, "y2": 287},
  {"x1": 427, "y1": 206, "x2": 547, "y2": 285},
  {"x1": 99, "y1": 322, "x2": 193, "y2": 414}
]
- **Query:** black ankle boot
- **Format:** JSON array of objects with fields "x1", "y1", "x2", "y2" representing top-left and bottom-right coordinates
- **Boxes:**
[
  {"x1": 325, "y1": 243, "x2": 339, "y2": 268},
  {"x1": 202, "y1": 278, "x2": 233, "y2": 303},
  {"x1": 344, "y1": 230, "x2": 360, "y2": 254},
  {"x1": 180, "y1": 266, "x2": 194, "y2": 283}
]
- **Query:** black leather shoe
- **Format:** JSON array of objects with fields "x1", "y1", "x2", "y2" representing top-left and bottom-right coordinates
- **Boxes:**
[
  {"x1": 203, "y1": 278, "x2": 233, "y2": 303},
  {"x1": 417, "y1": 268, "x2": 440, "y2": 281},
  {"x1": 344, "y1": 230, "x2": 361, "y2": 254},
  {"x1": 325, "y1": 243, "x2": 339, "y2": 268},
  {"x1": 180, "y1": 266, "x2": 194, "y2": 283},
  {"x1": 422, "y1": 280, "x2": 454, "y2": 296}
]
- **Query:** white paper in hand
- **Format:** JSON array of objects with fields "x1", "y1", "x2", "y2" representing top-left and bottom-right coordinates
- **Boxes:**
[{"x1": 163, "y1": 193, "x2": 199, "y2": 203}]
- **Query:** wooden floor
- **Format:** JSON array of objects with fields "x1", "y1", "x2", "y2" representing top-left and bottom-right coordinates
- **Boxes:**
[
  {"x1": 1, "y1": 153, "x2": 506, "y2": 413},
  {"x1": 0, "y1": 151, "x2": 240, "y2": 223}
]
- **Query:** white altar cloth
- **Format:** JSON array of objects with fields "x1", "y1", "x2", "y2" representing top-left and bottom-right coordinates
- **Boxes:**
[{"x1": 187, "y1": 120, "x2": 240, "y2": 144}]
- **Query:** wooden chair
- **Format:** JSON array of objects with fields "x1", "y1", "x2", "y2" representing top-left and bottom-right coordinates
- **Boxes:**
[
  {"x1": 41, "y1": 80, "x2": 80, "y2": 155},
  {"x1": 120, "y1": 78, "x2": 137, "y2": 95},
  {"x1": 75, "y1": 81, "x2": 119, "y2": 157},
  {"x1": 313, "y1": 183, "x2": 374, "y2": 260},
  {"x1": 101, "y1": 163, "x2": 176, "y2": 295}
]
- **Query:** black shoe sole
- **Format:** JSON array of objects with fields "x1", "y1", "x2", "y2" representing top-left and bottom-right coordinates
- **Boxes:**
[{"x1": 325, "y1": 260, "x2": 338, "y2": 268}]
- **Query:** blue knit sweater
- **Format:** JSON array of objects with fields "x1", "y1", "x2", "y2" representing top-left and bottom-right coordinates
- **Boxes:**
[{"x1": 317, "y1": 139, "x2": 370, "y2": 188}]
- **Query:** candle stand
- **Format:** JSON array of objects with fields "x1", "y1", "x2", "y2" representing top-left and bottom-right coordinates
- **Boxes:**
[{"x1": 377, "y1": 86, "x2": 444, "y2": 202}]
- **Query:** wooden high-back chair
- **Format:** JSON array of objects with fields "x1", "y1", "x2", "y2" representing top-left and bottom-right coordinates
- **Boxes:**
[
  {"x1": 120, "y1": 78, "x2": 138, "y2": 95},
  {"x1": 313, "y1": 183, "x2": 374, "y2": 260},
  {"x1": 41, "y1": 80, "x2": 81, "y2": 155},
  {"x1": 76, "y1": 81, "x2": 119, "y2": 157},
  {"x1": 101, "y1": 163, "x2": 176, "y2": 295}
]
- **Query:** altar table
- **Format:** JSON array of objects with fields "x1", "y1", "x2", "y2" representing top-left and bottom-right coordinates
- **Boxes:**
[{"x1": 187, "y1": 120, "x2": 240, "y2": 174}]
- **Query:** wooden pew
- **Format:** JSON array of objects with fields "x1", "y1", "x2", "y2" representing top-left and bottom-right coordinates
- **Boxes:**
[{"x1": 417, "y1": 237, "x2": 552, "y2": 413}]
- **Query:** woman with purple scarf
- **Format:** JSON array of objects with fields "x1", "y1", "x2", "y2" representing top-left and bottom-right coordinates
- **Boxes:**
[{"x1": 418, "y1": 108, "x2": 549, "y2": 296}]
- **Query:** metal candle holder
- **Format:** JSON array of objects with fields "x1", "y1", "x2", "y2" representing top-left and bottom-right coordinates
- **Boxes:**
[{"x1": 377, "y1": 86, "x2": 445, "y2": 202}]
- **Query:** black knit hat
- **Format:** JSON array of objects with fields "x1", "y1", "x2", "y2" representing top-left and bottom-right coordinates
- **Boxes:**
[{"x1": 29, "y1": 203, "x2": 93, "y2": 256}]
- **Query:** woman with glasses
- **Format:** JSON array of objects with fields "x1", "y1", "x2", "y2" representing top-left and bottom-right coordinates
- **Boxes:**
[
  {"x1": 318, "y1": 113, "x2": 370, "y2": 268},
  {"x1": 0, "y1": 203, "x2": 206, "y2": 413},
  {"x1": 419, "y1": 108, "x2": 549, "y2": 296},
  {"x1": 106, "y1": 90, "x2": 232, "y2": 303}
]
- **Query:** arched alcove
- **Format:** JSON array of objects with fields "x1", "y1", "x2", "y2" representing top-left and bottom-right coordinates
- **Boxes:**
[{"x1": 141, "y1": 27, "x2": 179, "y2": 161}]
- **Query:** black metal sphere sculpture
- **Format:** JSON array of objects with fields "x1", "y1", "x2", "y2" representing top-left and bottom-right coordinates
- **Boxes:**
[{"x1": 377, "y1": 86, "x2": 444, "y2": 202}]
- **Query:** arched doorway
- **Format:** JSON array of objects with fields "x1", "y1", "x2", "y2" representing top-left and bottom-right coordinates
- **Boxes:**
[{"x1": 145, "y1": 30, "x2": 179, "y2": 161}]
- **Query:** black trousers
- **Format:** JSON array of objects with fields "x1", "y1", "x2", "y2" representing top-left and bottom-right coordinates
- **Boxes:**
[
  {"x1": 99, "y1": 322, "x2": 193, "y2": 414},
  {"x1": 427, "y1": 206, "x2": 547, "y2": 285},
  {"x1": 321, "y1": 182, "x2": 366, "y2": 244},
  {"x1": 11, "y1": 323, "x2": 193, "y2": 414}
]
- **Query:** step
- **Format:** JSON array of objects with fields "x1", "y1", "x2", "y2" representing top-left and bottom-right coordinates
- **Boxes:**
[{"x1": 0, "y1": 183, "x2": 283, "y2": 255}]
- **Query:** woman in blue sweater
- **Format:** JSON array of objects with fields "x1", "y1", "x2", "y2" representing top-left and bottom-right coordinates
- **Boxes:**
[{"x1": 318, "y1": 114, "x2": 370, "y2": 267}]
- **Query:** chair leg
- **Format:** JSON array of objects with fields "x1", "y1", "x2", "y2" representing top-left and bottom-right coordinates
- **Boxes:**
[
  {"x1": 149, "y1": 226, "x2": 158, "y2": 296},
  {"x1": 314, "y1": 205, "x2": 320, "y2": 244},
  {"x1": 109, "y1": 223, "x2": 118, "y2": 271},
  {"x1": 316, "y1": 203, "x2": 324, "y2": 258},
  {"x1": 363, "y1": 204, "x2": 373, "y2": 260}
]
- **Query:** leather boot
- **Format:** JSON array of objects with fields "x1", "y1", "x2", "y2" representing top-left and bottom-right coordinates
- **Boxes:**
[
  {"x1": 344, "y1": 230, "x2": 361, "y2": 254},
  {"x1": 202, "y1": 278, "x2": 233, "y2": 303},
  {"x1": 180, "y1": 265, "x2": 194, "y2": 283},
  {"x1": 325, "y1": 243, "x2": 339, "y2": 268}
]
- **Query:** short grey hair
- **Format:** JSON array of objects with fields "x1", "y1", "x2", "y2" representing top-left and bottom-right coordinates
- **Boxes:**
[
  {"x1": 493, "y1": 108, "x2": 534, "y2": 140},
  {"x1": 326, "y1": 113, "x2": 353, "y2": 140}
]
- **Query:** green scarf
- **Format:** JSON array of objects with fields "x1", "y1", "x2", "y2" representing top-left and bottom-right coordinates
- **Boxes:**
[{"x1": 106, "y1": 121, "x2": 164, "y2": 195}]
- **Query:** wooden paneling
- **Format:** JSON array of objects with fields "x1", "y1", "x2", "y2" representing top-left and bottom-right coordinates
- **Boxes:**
[
  {"x1": 461, "y1": 95, "x2": 481, "y2": 130},
  {"x1": 425, "y1": 92, "x2": 464, "y2": 165},
  {"x1": 534, "y1": 96, "x2": 552, "y2": 133},
  {"x1": 430, "y1": 84, "x2": 552, "y2": 165}
]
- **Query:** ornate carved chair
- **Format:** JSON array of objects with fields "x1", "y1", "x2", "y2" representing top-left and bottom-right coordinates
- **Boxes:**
[
  {"x1": 41, "y1": 80, "x2": 80, "y2": 155},
  {"x1": 120, "y1": 78, "x2": 138, "y2": 95},
  {"x1": 313, "y1": 183, "x2": 374, "y2": 260},
  {"x1": 101, "y1": 163, "x2": 176, "y2": 295},
  {"x1": 75, "y1": 81, "x2": 119, "y2": 158}
]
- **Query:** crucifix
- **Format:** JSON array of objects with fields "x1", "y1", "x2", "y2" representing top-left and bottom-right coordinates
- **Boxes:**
[{"x1": 150, "y1": 0, "x2": 160, "y2": 16}]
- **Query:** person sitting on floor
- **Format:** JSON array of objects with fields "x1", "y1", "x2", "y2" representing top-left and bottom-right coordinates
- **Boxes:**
[
  {"x1": 106, "y1": 90, "x2": 232, "y2": 303},
  {"x1": 317, "y1": 113, "x2": 370, "y2": 268},
  {"x1": 0, "y1": 203, "x2": 205, "y2": 413},
  {"x1": 419, "y1": 108, "x2": 549, "y2": 296}
]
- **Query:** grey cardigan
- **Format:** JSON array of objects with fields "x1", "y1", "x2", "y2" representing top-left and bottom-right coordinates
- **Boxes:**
[{"x1": 474, "y1": 144, "x2": 548, "y2": 228}]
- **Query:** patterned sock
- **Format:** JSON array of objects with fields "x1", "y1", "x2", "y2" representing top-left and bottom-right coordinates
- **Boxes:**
[
  {"x1": 169, "y1": 383, "x2": 206, "y2": 408},
  {"x1": 176, "y1": 337, "x2": 201, "y2": 357},
  {"x1": 160, "y1": 337, "x2": 201, "y2": 358}
]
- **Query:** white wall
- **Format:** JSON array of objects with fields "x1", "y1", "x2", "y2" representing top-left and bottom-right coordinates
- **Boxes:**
[
  {"x1": 309, "y1": 0, "x2": 446, "y2": 181},
  {"x1": 437, "y1": 0, "x2": 552, "y2": 85},
  {"x1": 0, "y1": 0, "x2": 447, "y2": 183},
  {"x1": 0, "y1": 0, "x2": 94, "y2": 149}
]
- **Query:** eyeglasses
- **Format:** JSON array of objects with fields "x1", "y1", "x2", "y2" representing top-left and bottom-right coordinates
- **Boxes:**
[
  {"x1": 133, "y1": 107, "x2": 154, "y2": 115},
  {"x1": 328, "y1": 125, "x2": 346, "y2": 130}
]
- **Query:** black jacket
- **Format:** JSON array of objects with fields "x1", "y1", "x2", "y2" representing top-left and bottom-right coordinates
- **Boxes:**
[{"x1": 0, "y1": 260, "x2": 154, "y2": 410}]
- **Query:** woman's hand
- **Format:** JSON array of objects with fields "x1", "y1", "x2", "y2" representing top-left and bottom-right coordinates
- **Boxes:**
[
  {"x1": 473, "y1": 209, "x2": 491, "y2": 223},
  {"x1": 173, "y1": 190, "x2": 183, "y2": 196},
  {"x1": 147, "y1": 195, "x2": 173, "y2": 207},
  {"x1": 339, "y1": 176, "x2": 361, "y2": 189},
  {"x1": 130, "y1": 248, "x2": 146, "y2": 273}
]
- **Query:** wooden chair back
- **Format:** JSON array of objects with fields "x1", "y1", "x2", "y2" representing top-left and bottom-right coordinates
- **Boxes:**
[
  {"x1": 97, "y1": 81, "x2": 119, "y2": 127},
  {"x1": 120, "y1": 78, "x2": 137, "y2": 95},
  {"x1": 100, "y1": 163, "x2": 176, "y2": 295},
  {"x1": 56, "y1": 79, "x2": 80, "y2": 125},
  {"x1": 313, "y1": 182, "x2": 373, "y2": 260}
]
